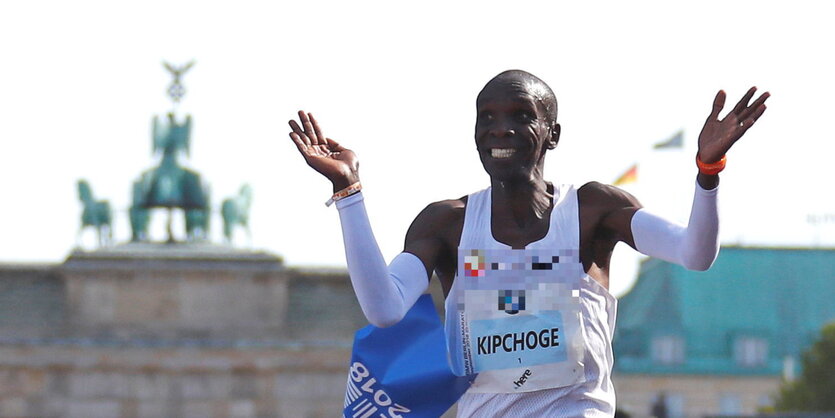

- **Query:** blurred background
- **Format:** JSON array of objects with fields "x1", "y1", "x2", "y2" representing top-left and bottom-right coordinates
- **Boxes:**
[{"x1": 0, "y1": 0, "x2": 833, "y2": 417}]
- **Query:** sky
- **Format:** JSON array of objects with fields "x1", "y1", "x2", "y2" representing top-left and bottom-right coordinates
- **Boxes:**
[{"x1": 1, "y1": 1, "x2": 833, "y2": 297}]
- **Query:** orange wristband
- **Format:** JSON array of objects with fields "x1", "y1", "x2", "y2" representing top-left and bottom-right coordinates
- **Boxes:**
[{"x1": 696, "y1": 154, "x2": 726, "y2": 175}]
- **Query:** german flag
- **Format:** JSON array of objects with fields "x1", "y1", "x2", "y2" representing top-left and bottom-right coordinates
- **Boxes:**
[{"x1": 613, "y1": 164, "x2": 638, "y2": 186}]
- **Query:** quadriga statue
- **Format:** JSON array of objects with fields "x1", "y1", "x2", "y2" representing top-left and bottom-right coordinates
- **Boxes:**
[{"x1": 130, "y1": 112, "x2": 210, "y2": 242}]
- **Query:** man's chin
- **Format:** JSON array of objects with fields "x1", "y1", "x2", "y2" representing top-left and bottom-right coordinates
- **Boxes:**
[{"x1": 484, "y1": 169, "x2": 533, "y2": 185}]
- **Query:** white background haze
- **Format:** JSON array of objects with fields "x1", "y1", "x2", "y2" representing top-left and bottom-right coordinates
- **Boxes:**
[{"x1": 1, "y1": 1, "x2": 833, "y2": 296}]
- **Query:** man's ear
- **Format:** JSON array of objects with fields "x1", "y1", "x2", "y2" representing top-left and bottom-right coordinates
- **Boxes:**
[{"x1": 547, "y1": 123, "x2": 561, "y2": 150}]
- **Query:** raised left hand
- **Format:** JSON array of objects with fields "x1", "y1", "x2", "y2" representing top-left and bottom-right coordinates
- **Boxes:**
[
  {"x1": 698, "y1": 87, "x2": 770, "y2": 164},
  {"x1": 288, "y1": 111, "x2": 360, "y2": 193}
]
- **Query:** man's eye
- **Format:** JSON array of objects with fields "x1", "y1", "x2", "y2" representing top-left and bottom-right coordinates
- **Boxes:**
[
  {"x1": 478, "y1": 112, "x2": 493, "y2": 123},
  {"x1": 515, "y1": 111, "x2": 533, "y2": 122}
]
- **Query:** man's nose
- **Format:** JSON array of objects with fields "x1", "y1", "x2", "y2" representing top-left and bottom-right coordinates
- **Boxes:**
[{"x1": 490, "y1": 120, "x2": 515, "y2": 138}]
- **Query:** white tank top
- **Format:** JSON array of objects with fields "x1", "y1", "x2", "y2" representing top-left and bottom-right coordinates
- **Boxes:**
[{"x1": 445, "y1": 184, "x2": 618, "y2": 416}]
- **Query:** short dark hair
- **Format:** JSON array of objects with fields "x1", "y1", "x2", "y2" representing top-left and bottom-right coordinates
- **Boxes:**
[{"x1": 482, "y1": 70, "x2": 558, "y2": 126}]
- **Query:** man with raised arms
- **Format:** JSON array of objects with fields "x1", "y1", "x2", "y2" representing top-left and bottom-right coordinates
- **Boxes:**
[{"x1": 288, "y1": 70, "x2": 768, "y2": 416}]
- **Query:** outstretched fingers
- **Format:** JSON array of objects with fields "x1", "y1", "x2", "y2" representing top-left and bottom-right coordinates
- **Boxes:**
[
  {"x1": 739, "y1": 102, "x2": 768, "y2": 132},
  {"x1": 289, "y1": 111, "x2": 323, "y2": 162},
  {"x1": 288, "y1": 131, "x2": 307, "y2": 153},
  {"x1": 288, "y1": 130, "x2": 323, "y2": 164},
  {"x1": 289, "y1": 119, "x2": 309, "y2": 145},
  {"x1": 699, "y1": 87, "x2": 770, "y2": 158},
  {"x1": 298, "y1": 111, "x2": 320, "y2": 146},
  {"x1": 732, "y1": 91, "x2": 769, "y2": 143},
  {"x1": 707, "y1": 90, "x2": 726, "y2": 122},
  {"x1": 309, "y1": 113, "x2": 326, "y2": 145},
  {"x1": 738, "y1": 91, "x2": 770, "y2": 121},
  {"x1": 730, "y1": 86, "x2": 757, "y2": 116},
  {"x1": 749, "y1": 100, "x2": 768, "y2": 122}
]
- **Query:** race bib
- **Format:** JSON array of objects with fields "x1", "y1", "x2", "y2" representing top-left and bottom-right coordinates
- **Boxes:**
[
  {"x1": 448, "y1": 248, "x2": 586, "y2": 392},
  {"x1": 470, "y1": 310, "x2": 567, "y2": 371}
]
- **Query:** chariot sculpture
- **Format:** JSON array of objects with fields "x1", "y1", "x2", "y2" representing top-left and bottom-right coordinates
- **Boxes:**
[
  {"x1": 76, "y1": 61, "x2": 253, "y2": 247},
  {"x1": 129, "y1": 61, "x2": 211, "y2": 242}
]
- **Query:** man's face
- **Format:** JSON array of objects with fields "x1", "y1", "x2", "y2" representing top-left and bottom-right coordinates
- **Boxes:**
[{"x1": 475, "y1": 81, "x2": 555, "y2": 182}]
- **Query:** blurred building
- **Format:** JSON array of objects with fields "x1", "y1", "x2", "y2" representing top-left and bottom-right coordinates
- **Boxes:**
[
  {"x1": 0, "y1": 61, "x2": 426, "y2": 417},
  {"x1": 613, "y1": 246, "x2": 835, "y2": 416},
  {"x1": 0, "y1": 244, "x2": 385, "y2": 418},
  {"x1": 7, "y1": 243, "x2": 833, "y2": 417}
]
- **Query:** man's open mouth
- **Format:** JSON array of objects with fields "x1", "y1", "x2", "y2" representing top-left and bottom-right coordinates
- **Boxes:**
[{"x1": 491, "y1": 148, "x2": 516, "y2": 159}]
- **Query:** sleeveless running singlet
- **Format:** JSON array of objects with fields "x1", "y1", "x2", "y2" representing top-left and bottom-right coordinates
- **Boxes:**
[{"x1": 445, "y1": 184, "x2": 618, "y2": 416}]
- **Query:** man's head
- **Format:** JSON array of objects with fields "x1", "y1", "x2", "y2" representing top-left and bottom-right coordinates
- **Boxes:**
[
  {"x1": 480, "y1": 70, "x2": 559, "y2": 127},
  {"x1": 475, "y1": 70, "x2": 560, "y2": 182}
]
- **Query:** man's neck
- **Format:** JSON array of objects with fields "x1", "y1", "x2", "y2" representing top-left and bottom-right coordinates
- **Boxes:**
[{"x1": 491, "y1": 175, "x2": 553, "y2": 226}]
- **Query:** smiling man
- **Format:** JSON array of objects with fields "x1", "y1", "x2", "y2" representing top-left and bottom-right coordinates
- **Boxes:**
[{"x1": 288, "y1": 70, "x2": 768, "y2": 416}]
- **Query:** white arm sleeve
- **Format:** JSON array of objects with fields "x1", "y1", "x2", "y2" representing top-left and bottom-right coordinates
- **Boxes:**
[
  {"x1": 631, "y1": 181, "x2": 719, "y2": 271},
  {"x1": 335, "y1": 192, "x2": 430, "y2": 327}
]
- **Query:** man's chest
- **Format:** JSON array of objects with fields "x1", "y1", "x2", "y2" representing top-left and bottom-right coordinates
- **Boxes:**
[{"x1": 436, "y1": 203, "x2": 608, "y2": 296}]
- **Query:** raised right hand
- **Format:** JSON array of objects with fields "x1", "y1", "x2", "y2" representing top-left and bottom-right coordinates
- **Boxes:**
[
  {"x1": 288, "y1": 110, "x2": 360, "y2": 192},
  {"x1": 697, "y1": 87, "x2": 769, "y2": 164}
]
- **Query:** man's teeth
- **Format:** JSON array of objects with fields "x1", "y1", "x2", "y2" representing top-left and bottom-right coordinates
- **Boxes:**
[{"x1": 491, "y1": 148, "x2": 516, "y2": 158}]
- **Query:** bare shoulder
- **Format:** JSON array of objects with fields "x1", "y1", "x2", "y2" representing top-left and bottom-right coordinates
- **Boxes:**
[
  {"x1": 406, "y1": 196, "x2": 467, "y2": 241},
  {"x1": 404, "y1": 196, "x2": 467, "y2": 283},
  {"x1": 577, "y1": 181, "x2": 642, "y2": 211},
  {"x1": 577, "y1": 181, "x2": 643, "y2": 248}
]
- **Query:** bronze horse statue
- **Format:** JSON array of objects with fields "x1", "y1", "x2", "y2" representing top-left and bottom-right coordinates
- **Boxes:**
[
  {"x1": 221, "y1": 184, "x2": 253, "y2": 243},
  {"x1": 77, "y1": 179, "x2": 112, "y2": 247}
]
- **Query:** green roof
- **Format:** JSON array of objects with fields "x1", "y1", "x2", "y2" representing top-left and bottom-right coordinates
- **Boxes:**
[{"x1": 614, "y1": 246, "x2": 835, "y2": 376}]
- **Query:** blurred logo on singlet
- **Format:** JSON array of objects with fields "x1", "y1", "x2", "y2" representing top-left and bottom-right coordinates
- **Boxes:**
[
  {"x1": 462, "y1": 250, "x2": 487, "y2": 277},
  {"x1": 498, "y1": 289, "x2": 525, "y2": 314},
  {"x1": 461, "y1": 248, "x2": 579, "y2": 280}
]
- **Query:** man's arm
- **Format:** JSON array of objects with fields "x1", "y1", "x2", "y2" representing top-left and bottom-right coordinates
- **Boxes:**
[
  {"x1": 585, "y1": 173, "x2": 720, "y2": 272},
  {"x1": 630, "y1": 181, "x2": 720, "y2": 271},
  {"x1": 333, "y1": 193, "x2": 429, "y2": 327},
  {"x1": 596, "y1": 87, "x2": 769, "y2": 270},
  {"x1": 287, "y1": 111, "x2": 443, "y2": 327}
]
